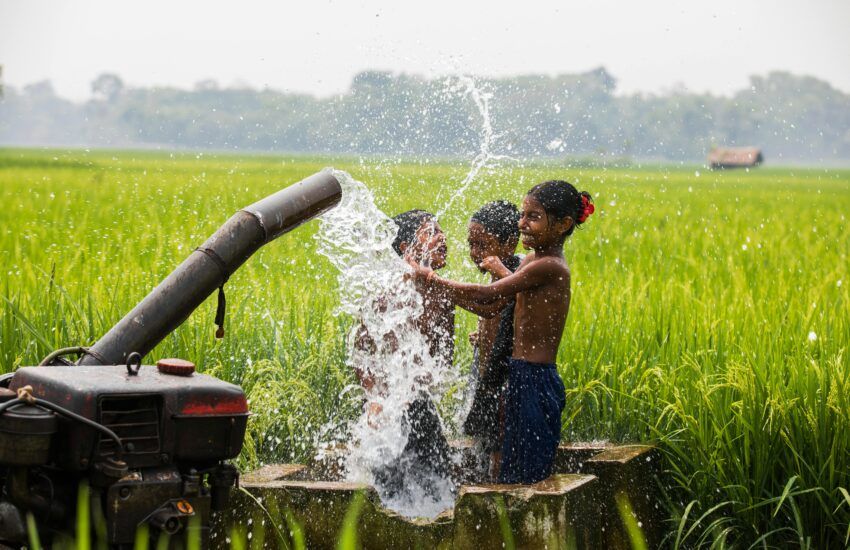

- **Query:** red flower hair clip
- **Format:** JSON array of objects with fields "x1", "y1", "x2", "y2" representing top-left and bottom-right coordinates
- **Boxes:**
[{"x1": 577, "y1": 195, "x2": 595, "y2": 223}]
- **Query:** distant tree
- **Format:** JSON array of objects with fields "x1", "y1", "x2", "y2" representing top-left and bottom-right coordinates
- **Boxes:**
[
  {"x1": 2, "y1": 68, "x2": 848, "y2": 161},
  {"x1": 194, "y1": 79, "x2": 219, "y2": 91},
  {"x1": 23, "y1": 80, "x2": 56, "y2": 98},
  {"x1": 91, "y1": 73, "x2": 124, "y2": 102},
  {"x1": 350, "y1": 70, "x2": 394, "y2": 93}
]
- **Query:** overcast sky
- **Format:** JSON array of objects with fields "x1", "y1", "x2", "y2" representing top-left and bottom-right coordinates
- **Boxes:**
[{"x1": 2, "y1": 0, "x2": 849, "y2": 101}]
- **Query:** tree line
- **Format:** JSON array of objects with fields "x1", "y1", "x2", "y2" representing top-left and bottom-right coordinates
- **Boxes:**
[{"x1": 1, "y1": 68, "x2": 848, "y2": 163}]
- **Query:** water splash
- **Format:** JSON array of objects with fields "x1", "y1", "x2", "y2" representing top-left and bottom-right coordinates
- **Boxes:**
[
  {"x1": 437, "y1": 75, "x2": 514, "y2": 218},
  {"x1": 311, "y1": 77, "x2": 516, "y2": 519},
  {"x1": 314, "y1": 169, "x2": 456, "y2": 518}
]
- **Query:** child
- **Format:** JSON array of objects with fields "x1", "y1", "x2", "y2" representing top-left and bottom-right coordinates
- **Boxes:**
[
  {"x1": 365, "y1": 209, "x2": 455, "y2": 497},
  {"x1": 462, "y1": 201, "x2": 522, "y2": 479},
  {"x1": 390, "y1": 210, "x2": 454, "y2": 367},
  {"x1": 353, "y1": 209, "x2": 453, "y2": 390},
  {"x1": 410, "y1": 181, "x2": 594, "y2": 483}
]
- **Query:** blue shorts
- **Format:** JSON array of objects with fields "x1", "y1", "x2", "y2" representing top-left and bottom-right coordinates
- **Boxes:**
[{"x1": 499, "y1": 359, "x2": 566, "y2": 484}]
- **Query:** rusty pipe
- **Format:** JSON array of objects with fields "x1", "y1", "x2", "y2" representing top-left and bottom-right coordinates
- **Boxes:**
[{"x1": 78, "y1": 170, "x2": 342, "y2": 365}]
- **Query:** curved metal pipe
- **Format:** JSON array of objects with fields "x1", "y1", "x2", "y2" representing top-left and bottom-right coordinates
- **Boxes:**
[{"x1": 77, "y1": 170, "x2": 342, "y2": 366}]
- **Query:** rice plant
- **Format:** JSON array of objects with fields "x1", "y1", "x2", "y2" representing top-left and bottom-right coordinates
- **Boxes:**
[{"x1": 2, "y1": 148, "x2": 848, "y2": 546}]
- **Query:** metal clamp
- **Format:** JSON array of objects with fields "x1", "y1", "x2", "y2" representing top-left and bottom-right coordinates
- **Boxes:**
[{"x1": 126, "y1": 352, "x2": 142, "y2": 376}]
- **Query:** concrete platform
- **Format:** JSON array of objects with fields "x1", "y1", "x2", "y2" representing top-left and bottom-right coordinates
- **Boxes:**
[{"x1": 211, "y1": 442, "x2": 661, "y2": 549}]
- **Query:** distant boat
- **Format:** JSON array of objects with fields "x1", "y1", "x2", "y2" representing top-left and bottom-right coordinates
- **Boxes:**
[{"x1": 708, "y1": 147, "x2": 764, "y2": 169}]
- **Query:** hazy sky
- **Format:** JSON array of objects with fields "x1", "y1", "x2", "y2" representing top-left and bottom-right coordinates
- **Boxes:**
[{"x1": 2, "y1": 0, "x2": 849, "y2": 100}]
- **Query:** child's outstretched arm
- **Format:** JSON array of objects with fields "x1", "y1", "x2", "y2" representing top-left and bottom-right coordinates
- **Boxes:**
[
  {"x1": 452, "y1": 295, "x2": 511, "y2": 318},
  {"x1": 452, "y1": 255, "x2": 527, "y2": 315},
  {"x1": 408, "y1": 257, "x2": 563, "y2": 305}
]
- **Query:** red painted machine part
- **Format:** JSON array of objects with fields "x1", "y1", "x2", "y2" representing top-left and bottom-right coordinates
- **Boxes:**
[{"x1": 179, "y1": 395, "x2": 249, "y2": 416}]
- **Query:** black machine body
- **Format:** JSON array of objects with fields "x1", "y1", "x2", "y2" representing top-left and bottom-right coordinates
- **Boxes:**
[{"x1": 0, "y1": 362, "x2": 247, "y2": 548}]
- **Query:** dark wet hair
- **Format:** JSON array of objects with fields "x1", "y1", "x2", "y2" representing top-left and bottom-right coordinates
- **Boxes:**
[
  {"x1": 391, "y1": 209, "x2": 434, "y2": 255},
  {"x1": 527, "y1": 180, "x2": 594, "y2": 238},
  {"x1": 470, "y1": 200, "x2": 520, "y2": 244}
]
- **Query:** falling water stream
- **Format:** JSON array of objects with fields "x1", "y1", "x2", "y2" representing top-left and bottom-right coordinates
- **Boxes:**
[
  {"x1": 315, "y1": 169, "x2": 455, "y2": 517},
  {"x1": 437, "y1": 75, "x2": 513, "y2": 218},
  {"x1": 313, "y1": 76, "x2": 508, "y2": 518}
]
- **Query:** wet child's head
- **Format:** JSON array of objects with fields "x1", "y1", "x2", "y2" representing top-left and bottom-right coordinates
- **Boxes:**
[
  {"x1": 520, "y1": 180, "x2": 594, "y2": 250},
  {"x1": 467, "y1": 200, "x2": 520, "y2": 271},
  {"x1": 392, "y1": 209, "x2": 448, "y2": 269}
]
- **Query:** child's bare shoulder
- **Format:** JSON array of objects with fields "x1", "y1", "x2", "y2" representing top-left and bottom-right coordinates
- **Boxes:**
[
  {"x1": 524, "y1": 253, "x2": 569, "y2": 270},
  {"x1": 520, "y1": 254, "x2": 570, "y2": 280}
]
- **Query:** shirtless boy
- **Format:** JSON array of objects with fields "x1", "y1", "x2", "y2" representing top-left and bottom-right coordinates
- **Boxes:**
[
  {"x1": 462, "y1": 201, "x2": 521, "y2": 478},
  {"x1": 365, "y1": 209, "x2": 455, "y2": 496}
]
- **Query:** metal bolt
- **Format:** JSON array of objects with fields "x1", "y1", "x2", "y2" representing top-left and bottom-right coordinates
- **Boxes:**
[
  {"x1": 160, "y1": 453, "x2": 169, "y2": 464},
  {"x1": 119, "y1": 487, "x2": 131, "y2": 499}
]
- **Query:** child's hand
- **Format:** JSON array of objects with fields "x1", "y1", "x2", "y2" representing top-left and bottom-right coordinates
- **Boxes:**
[
  {"x1": 469, "y1": 330, "x2": 479, "y2": 347},
  {"x1": 405, "y1": 258, "x2": 434, "y2": 283},
  {"x1": 480, "y1": 256, "x2": 510, "y2": 279}
]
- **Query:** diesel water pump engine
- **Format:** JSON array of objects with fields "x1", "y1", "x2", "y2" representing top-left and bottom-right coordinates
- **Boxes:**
[{"x1": 0, "y1": 171, "x2": 342, "y2": 548}]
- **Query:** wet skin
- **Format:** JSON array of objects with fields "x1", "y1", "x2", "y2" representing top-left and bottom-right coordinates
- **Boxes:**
[
  {"x1": 411, "y1": 196, "x2": 572, "y2": 365},
  {"x1": 355, "y1": 219, "x2": 454, "y2": 421},
  {"x1": 402, "y1": 219, "x2": 448, "y2": 271},
  {"x1": 466, "y1": 221, "x2": 518, "y2": 370},
  {"x1": 467, "y1": 222, "x2": 515, "y2": 275},
  {"x1": 400, "y1": 220, "x2": 454, "y2": 364}
]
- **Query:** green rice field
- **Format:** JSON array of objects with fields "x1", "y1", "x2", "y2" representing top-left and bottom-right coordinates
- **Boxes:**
[{"x1": 1, "y1": 148, "x2": 848, "y2": 548}]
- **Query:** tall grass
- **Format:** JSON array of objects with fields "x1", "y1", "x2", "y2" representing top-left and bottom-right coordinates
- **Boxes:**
[{"x1": 2, "y1": 148, "x2": 848, "y2": 546}]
